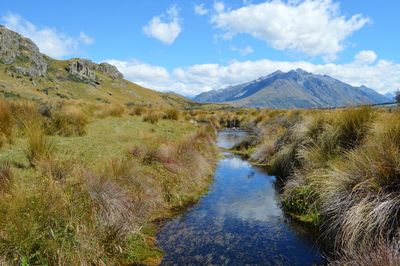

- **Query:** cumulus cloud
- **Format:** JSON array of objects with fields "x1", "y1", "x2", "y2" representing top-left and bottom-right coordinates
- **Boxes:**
[
  {"x1": 194, "y1": 4, "x2": 209, "y2": 16},
  {"x1": 142, "y1": 5, "x2": 182, "y2": 44},
  {"x1": 213, "y1": 1, "x2": 225, "y2": 13},
  {"x1": 212, "y1": 0, "x2": 370, "y2": 61},
  {"x1": 354, "y1": 50, "x2": 377, "y2": 65},
  {"x1": 2, "y1": 13, "x2": 94, "y2": 59},
  {"x1": 105, "y1": 59, "x2": 171, "y2": 89},
  {"x1": 231, "y1": 45, "x2": 254, "y2": 55},
  {"x1": 108, "y1": 51, "x2": 400, "y2": 97}
]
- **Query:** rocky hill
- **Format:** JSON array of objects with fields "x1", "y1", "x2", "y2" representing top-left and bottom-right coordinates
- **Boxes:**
[
  {"x1": 0, "y1": 25, "x2": 191, "y2": 108},
  {"x1": 194, "y1": 69, "x2": 390, "y2": 109}
]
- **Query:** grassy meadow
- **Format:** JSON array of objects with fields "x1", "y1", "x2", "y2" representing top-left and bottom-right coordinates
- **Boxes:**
[
  {"x1": 0, "y1": 99, "x2": 218, "y2": 265},
  {"x1": 1, "y1": 94, "x2": 400, "y2": 265}
]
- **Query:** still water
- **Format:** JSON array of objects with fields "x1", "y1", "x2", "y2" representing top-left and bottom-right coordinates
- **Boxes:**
[{"x1": 157, "y1": 131, "x2": 324, "y2": 265}]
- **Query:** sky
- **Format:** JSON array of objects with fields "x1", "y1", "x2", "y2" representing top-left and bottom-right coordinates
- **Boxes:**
[{"x1": 0, "y1": 0, "x2": 399, "y2": 96}]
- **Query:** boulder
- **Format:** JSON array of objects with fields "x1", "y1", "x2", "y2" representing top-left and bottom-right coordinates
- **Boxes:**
[{"x1": 0, "y1": 25, "x2": 48, "y2": 76}]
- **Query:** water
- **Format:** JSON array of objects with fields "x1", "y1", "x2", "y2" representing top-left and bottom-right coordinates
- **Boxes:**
[{"x1": 157, "y1": 130, "x2": 324, "y2": 265}]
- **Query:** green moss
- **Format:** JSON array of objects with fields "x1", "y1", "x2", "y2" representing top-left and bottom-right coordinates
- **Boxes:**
[{"x1": 126, "y1": 233, "x2": 163, "y2": 265}]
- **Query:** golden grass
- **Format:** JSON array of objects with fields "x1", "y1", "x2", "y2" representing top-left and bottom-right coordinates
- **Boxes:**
[
  {"x1": 0, "y1": 100, "x2": 12, "y2": 147},
  {"x1": 0, "y1": 98, "x2": 218, "y2": 265}
]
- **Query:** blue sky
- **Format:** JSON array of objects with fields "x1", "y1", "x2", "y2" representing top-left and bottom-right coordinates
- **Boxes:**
[{"x1": 1, "y1": 0, "x2": 399, "y2": 96}]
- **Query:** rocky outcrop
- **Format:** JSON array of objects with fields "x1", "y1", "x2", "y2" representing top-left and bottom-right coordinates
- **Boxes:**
[
  {"x1": 98, "y1": 62, "x2": 123, "y2": 80},
  {"x1": 0, "y1": 25, "x2": 47, "y2": 76},
  {"x1": 66, "y1": 60, "x2": 99, "y2": 85},
  {"x1": 65, "y1": 60, "x2": 123, "y2": 84}
]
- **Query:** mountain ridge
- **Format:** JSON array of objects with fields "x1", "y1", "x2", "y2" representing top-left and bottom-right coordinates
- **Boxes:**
[{"x1": 194, "y1": 69, "x2": 390, "y2": 109}]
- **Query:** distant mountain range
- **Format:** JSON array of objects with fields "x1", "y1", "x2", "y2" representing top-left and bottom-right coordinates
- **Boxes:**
[{"x1": 194, "y1": 69, "x2": 391, "y2": 109}]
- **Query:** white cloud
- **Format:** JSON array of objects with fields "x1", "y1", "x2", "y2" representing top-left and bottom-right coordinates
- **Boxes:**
[
  {"x1": 105, "y1": 59, "x2": 171, "y2": 90},
  {"x1": 212, "y1": 0, "x2": 370, "y2": 61},
  {"x1": 79, "y1": 32, "x2": 95, "y2": 45},
  {"x1": 194, "y1": 4, "x2": 209, "y2": 16},
  {"x1": 108, "y1": 51, "x2": 400, "y2": 97},
  {"x1": 231, "y1": 45, "x2": 254, "y2": 55},
  {"x1": 142, "y1": 5, "x2": 182, "y2": 44},
  {"x1": 213, "y1": 1, "x2": 225, "y2": 13},
  {"x1": 2, "y1": 13, "x2": 94, "y2": 59},
  {"x1": 354, "y1": 50, "x2": 377, "y2": 65}
]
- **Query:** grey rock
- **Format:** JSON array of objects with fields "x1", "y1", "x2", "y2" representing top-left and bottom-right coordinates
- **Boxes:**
[
  {"x1": 98, "y1": 62, "x2": 123, "y2": 79},
  {"x1": 0, "y1": 25, "x2": 47, "y2": 76},
  {"x1": 66, "y1": 60, "x2": 99, "y2": 84}
]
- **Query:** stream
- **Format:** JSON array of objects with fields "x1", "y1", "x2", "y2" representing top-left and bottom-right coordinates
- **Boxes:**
[{"x1": 157, "y1": 130, "x2": 325, "y2": 265}]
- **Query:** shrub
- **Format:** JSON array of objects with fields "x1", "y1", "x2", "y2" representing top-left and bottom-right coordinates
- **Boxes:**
[
  {"x1": 0, "y1": 100, "x2": 12, "y2": 146},
  {"x1": 46, "y1": 108, "x2": 88, "y2": 136}
]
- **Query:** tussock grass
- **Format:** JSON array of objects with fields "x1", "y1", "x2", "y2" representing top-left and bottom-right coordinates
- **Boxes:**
[
  {"x1": 329, "y1": 240, "x2": 400, "y2": 266},
  {"x1": 316, "y1": 113, "x2": 400, "y2": 253},
  {"x1": 0, "y1": 162, "x2": 12, "y2": 193},
  {"x1": 0, "y1": 100, "x2": 12, "y2": 146},
  {"x1": 46, "y1": 107, "x2": 88, "y2": 136},
  {"x1": 96, "y1": 103, "x2": 125, "y2": 118},
  {"x1": 24, "y1": 124, "x2": 54, "y2": 166},
  {"x1": 130, "y1": 106, "x2": 147, "y2": 116},
  {"x1": 246, "y1": 107, "x2": 400, "y2": 263},
  {"x1": 0, "y1": 98, "x2": 218, "y2": 264},
  {"x1": 142, "y1": 111, "x2": 162, "y2": 124},
  {"x1": 163, "y1": 108, "x2": 180, "y2": 120}
]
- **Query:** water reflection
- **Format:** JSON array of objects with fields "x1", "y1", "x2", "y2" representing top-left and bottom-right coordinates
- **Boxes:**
[{"x1": 157, "y1": 131, "x2": 324, "y2": 265}]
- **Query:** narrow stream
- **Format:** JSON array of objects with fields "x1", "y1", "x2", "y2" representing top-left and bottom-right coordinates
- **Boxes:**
[{"x1": 157, "y1": 130, "x2": 324, "y2": 265}]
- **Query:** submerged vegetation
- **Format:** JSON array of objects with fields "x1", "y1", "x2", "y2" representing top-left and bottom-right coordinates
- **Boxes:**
[{"x1": 0, "y1": 99, "x2": 218, "y2": 265}]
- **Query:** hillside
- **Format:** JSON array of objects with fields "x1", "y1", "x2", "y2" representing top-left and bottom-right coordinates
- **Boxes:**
[
  {"x1": 0, "y1": 25, "x2": 192, "y2": 108},
  {"x1": 194, "y1": 69, "x2": 390, "y2": 109}
]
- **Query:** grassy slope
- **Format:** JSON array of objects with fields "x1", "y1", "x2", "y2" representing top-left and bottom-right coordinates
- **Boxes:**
[{"x1": 0, "y1": 57, "x2": 193, "y2": 109}]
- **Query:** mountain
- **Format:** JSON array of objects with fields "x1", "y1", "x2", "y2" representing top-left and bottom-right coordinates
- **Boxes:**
[
  {"x1": 0, "y1": 25, "x2": 191, "y2": 108},
  {"x1": 194, "y1": 69, "x2": 390, "y2": 109},
  {"x1": 384, "y1": 91, "x2": 397, "y2": 101}
]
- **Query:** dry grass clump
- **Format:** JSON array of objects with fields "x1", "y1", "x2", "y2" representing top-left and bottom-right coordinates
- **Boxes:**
[
  {"x1": 0, "y1": 100, "x2": 12, "y2": 146},
  {"x1": 163, "y1": 108, "x2": 180, "y2": 120},
  {"x1": 130, "y1": 106, "x2": 147, "y2": 116},
  {"x1": 0, "y1": 180, "x2": 88, "y2": 265},
  {"x1": 316, "y1": 113, "x2": 400, "y2": 253},
  {"x1": 9, "y1": 100, "x2": 44, "y2": 136},
  {"x1": 0, "y1": 162, "x2": 12, "y2": 193},
  {"x1": 142, "y1": 111, "x2": 162, "y2": 124},
  {"x1": 97, "y1": 103, "x2": 125, "y2": 118},
  {"x1": 46, "y1": 107, "x2": 88, "y2": 136},
  {"x1": 24, "y1": 124, "x2": 54, "y2": 166},
  {"x1": 84, "y1": 172, "x2": 142, "y2": 239},
  {"x1": 329, "y1": 240, "x2": 400, "y2": 266}
]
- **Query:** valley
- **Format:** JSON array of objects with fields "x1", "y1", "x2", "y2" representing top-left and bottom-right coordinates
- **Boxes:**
[{"x1": 0, "y1": 20, "x2": 399, "y2": 266}]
